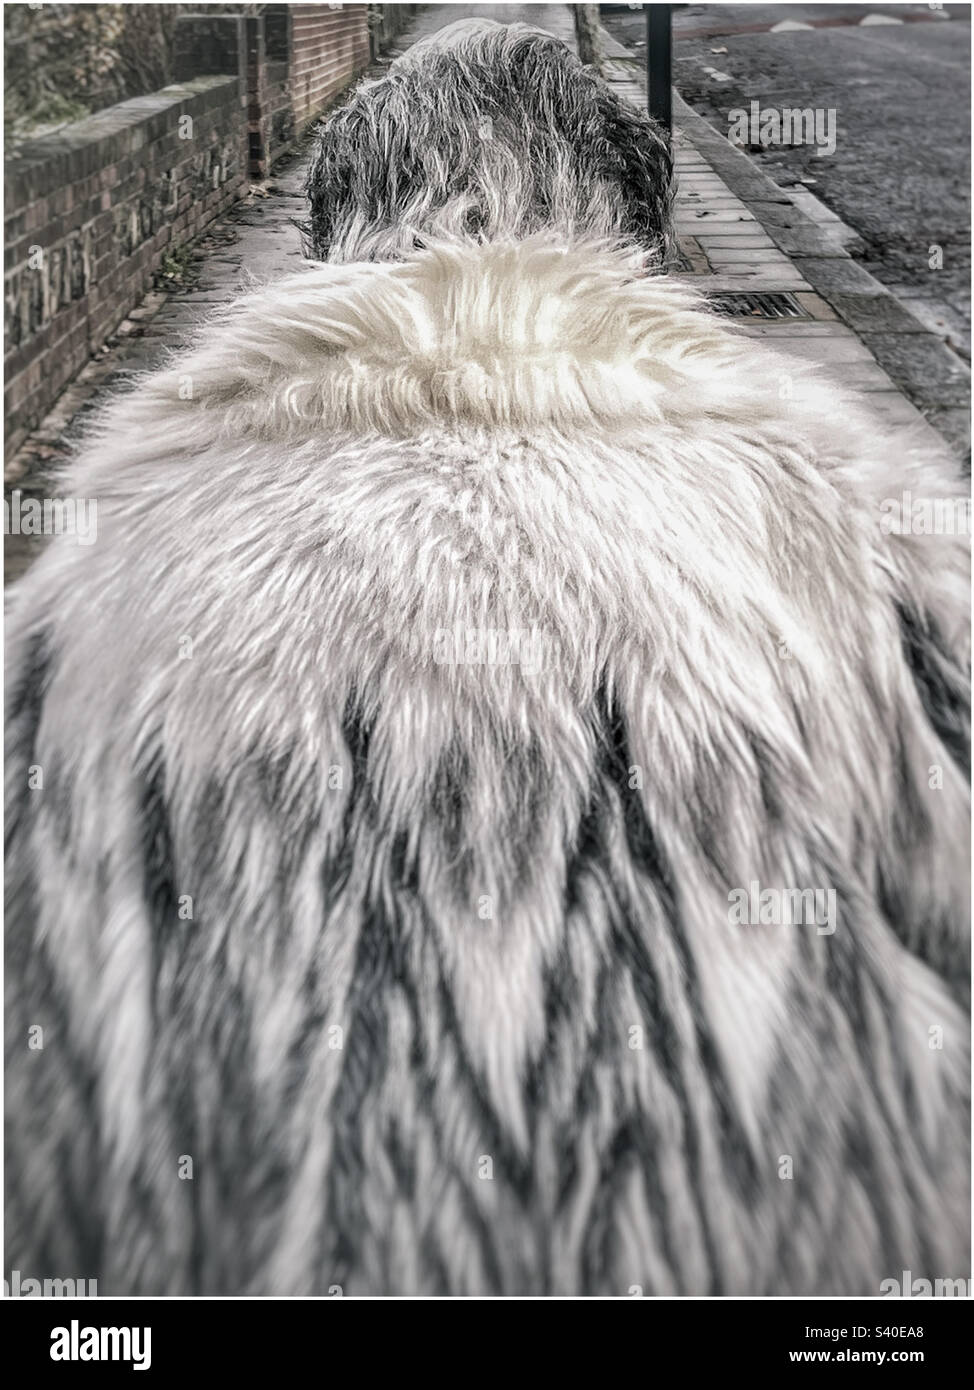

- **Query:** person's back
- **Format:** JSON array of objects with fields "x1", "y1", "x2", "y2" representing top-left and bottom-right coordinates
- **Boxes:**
[{"x1": 5, "y1": 21, "x2": 969, "y2": 1296}]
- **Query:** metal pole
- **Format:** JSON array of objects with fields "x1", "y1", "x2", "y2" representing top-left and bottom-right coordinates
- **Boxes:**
[{"x1": 646, "y1": 4, "x2": 672, "y2": 138}]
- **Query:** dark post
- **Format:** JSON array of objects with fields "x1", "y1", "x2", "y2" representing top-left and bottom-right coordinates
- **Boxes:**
[{"x1": 646, "y1": 4, "x2": 672, "y2": 139}]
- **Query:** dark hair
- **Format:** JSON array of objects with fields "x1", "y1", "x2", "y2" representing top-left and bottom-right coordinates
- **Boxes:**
[{"x1": 304, "y1": 22, "x2": 673, "y2": 263}]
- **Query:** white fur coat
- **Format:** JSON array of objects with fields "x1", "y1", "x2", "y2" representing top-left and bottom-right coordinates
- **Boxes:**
[{"x1": 6, "y1": 237, "x2": 970, "y2": 1295}]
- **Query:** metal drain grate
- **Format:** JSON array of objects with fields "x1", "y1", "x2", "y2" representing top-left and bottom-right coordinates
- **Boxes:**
[{"x1": 708, "y1": 291, "x2": 808, "y2": 320}]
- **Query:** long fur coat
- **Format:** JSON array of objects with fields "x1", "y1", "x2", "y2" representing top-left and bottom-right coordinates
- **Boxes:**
[{"x1": 5, "y1": 228, "x2": 970, "y2": 1294}]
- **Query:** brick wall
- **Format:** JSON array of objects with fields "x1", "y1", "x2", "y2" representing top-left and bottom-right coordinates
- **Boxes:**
[
  {"x1": 5, "y1": 75, "x2": 247, "y2": 458},
  {"x1": 243, "y1": 12, "x2": 296, "y2": 178},
  {"x1": 291, "y1": 4, "x2": 372, "y2": 130}
]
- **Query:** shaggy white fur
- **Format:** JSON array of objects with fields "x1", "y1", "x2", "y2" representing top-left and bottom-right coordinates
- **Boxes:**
[{"x1": 6, "y1": 234, "x2": 970, "y2": 1295}]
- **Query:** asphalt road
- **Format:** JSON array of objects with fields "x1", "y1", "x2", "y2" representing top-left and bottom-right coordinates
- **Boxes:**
[{"x1": 603, "y1": 3, "x2": 971, "y2": 357}]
